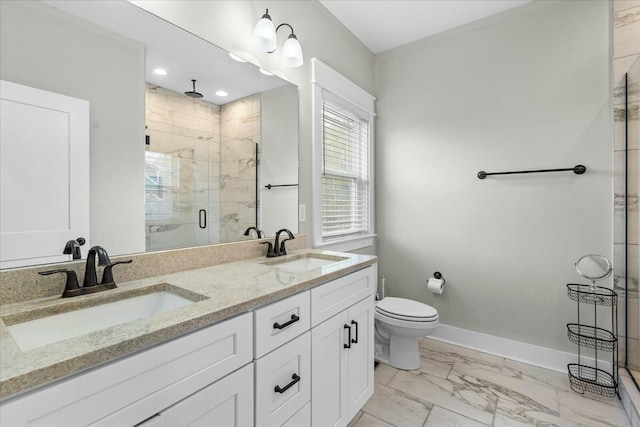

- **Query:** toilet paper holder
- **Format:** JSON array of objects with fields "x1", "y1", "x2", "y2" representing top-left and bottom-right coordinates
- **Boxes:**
[{"x1": 433, "y1": 271, "x2": 445, "y2": 284}]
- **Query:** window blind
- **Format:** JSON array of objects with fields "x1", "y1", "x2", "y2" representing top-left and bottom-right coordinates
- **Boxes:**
[{"x1": 321, "y1": 98, "x2": 369, "y2": 240}]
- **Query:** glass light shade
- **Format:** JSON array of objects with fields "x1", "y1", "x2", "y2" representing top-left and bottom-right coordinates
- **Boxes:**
[
  {"x1": 252, "y1": 17, "x2": 277, "y2": 52},
  {"x1": 280, "y1": 35, "x2": 303, "y2": 68}
]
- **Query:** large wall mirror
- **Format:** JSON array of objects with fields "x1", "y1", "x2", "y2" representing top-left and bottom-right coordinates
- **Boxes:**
[{"x1": 0, "y1": 0, "x2": 298, "y2": 268}]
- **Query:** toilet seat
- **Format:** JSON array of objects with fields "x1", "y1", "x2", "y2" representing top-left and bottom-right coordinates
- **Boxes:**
[{"x1": 376, "y1": 297, "x2": 438, "y2": 322}]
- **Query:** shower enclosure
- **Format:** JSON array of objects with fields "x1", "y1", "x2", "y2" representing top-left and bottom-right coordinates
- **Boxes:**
[
  {"x1": 144, "y1": 84, "x2": 260, "y2": 251},
  {"x1": 615, "y1": 56, "x2": 640, "y2": 382}
]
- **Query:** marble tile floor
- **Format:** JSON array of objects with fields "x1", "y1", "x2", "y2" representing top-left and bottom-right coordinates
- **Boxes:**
[{"x1": 348, "y1": 338, "x2": 630, "y2": 427}]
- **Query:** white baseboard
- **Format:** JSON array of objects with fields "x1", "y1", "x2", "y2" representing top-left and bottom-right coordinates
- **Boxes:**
[{"x1": 429, "y1": 323, "x2": 613, "y2": 373}]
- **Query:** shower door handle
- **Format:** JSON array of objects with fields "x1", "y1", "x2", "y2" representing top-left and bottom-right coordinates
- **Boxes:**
[{"x1": 199, "y1": 209, "x2": 207, "y2": 229}]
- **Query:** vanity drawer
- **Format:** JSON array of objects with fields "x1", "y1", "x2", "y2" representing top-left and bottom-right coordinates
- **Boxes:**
[
  {"x1": 254, "y1": 290, "x2": 310, "y2": 359},
  {"x1": 311, "y1": 266, "x2": 376, "y2": 327},
  {"x1": 255, "y1": 331, "x2": 310, "y2": 427},
  {"x1": 282, "y1": 401, "x2": 310, "y2": 427},
  {"x1": 1, "y1": 313, "x2": 253, "y2": 427}
]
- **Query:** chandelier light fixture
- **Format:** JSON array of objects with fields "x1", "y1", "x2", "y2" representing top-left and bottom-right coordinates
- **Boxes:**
[{"x1": 251, "y1": 8, "x2": 303, "y2": 68}]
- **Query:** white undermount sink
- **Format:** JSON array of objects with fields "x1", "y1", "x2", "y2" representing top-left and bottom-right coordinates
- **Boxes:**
[
  {"x1": 6, "y1": 290, "x2": 197, "y2": 351},
  {"x1": 264, "y1": 253, "x2": 348, "y2": 273}
]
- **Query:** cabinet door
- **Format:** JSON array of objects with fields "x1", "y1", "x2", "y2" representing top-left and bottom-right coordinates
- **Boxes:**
[
  {"x1": 311, "y1": 310, "x2": 349, "y2": 427},
  {"x1": 347, "y1": 296, "x2": 375, "y2": 421},
  {"x1": 159, "y1": 363, "x2": 253, "y2": 427}
]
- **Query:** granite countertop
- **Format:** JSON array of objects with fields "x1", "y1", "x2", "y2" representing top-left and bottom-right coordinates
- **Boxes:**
[{"x1": 0, "y1": 249, "x2": 377, "y2": 400}]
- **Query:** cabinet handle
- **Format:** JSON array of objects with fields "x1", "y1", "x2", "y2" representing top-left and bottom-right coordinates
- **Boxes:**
[
  {"x1": 274, "y1": 373, "x2": 300, "y2": 394},
  {"x1": 199, "y1": 209, "x2": 207, "y2": 229},
  {"x1": 351, "y1": 320, "x2": 359, "y2": 344},
  {"x1": 273, "y1": 314, "x2": 300, "y2": 330},
  {"x1": 344, "y1": 324, "x2": 352, "y2": 349}
]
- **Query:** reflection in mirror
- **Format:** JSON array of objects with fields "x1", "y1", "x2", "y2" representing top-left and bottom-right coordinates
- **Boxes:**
[
  {"x1": 0, "y1": 0, "x2": 298, "y2": 268},
  {"x1": 575, "y1": 254, "x2": 612, "y2": 290}
]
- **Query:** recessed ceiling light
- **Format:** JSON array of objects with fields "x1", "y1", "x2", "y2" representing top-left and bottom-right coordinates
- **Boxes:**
[
  {"x1": 259, "y1": 68, "x2": 273, "y2": 76},
  {"x1": 229, "y1": 53, "x2": 247, "y2": 63},
  {"x1": 215, "y1": 90, "x2": 228, "y2": 97},
  {"x1": 153, "y1": 68, "x2": 167, "y2": 76}
]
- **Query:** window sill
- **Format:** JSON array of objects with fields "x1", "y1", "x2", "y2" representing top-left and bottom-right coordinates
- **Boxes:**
[{"x1": 313, "y1": 234, "x2": 377, "y2": 252}]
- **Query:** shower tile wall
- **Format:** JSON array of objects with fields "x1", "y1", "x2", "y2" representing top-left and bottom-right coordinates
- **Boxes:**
[
  {"x1": 220, "y1": 94, "x2": 260, "y2": 242},
  {"x1": 614, "y1": 0, "x2": 640, "y2": 369},
  {"x1": 144, "y1": 83, "x2": 221, "y2": 251}
]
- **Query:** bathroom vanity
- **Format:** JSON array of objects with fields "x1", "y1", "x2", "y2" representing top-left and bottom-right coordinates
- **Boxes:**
[{"x1": 0, "y1": 250, "x2": 377, "y2": 426}]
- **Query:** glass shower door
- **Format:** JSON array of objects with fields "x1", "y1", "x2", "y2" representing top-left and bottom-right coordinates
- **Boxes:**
[
  {"x1": 615, "y1": 56, "x2": 640, "y2": 379},
  {"x1": 144, "y1": 83, "x2": 220, "y2": 252}
]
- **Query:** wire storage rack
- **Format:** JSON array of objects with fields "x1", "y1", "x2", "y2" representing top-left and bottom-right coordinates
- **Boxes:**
[{"x1": 566, "y1": 284, "x2": 618, "y2": 398}]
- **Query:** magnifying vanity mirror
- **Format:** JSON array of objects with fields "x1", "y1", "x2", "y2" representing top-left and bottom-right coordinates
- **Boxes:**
[
  {"x1": 575, "y1": 254, "x2": 613, "y2": 291},
  {"x1": 0, "y1": 1, "x2": 299, "y2": 269}
]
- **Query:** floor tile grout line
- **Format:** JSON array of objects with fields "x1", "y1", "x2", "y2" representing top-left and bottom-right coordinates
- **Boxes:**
[{"x1": 361, "y1": 410, "x2": 396, "y2": 427}]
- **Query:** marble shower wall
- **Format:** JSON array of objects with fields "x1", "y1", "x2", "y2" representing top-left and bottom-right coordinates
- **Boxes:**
[
  {"x1": 144, "y1": 83, "x2": 222, "y2": 251},
  {"x1": 613, "y1": 0, "x2": 640, "y2": 369},
  {"x1": 220, "y1": 94, "x2": 260, "y2": 242}
]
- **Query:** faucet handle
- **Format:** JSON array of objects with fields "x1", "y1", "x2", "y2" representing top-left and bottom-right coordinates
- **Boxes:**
[
  {"x1": 260, "y1": 241, "x2": 276, "y2": 258},
  {"x1": 280, "y1": 238, "x2": 292, "y2": 256},
  {"x1": 101, "y1": 260, "x2": 133, "y2": 285},
  {"x1": 62, "y1": 237, "x2": 86, "y2": 260},
  {"x1": 39, "y1": 269, "x2": 80, "y2": 298}
]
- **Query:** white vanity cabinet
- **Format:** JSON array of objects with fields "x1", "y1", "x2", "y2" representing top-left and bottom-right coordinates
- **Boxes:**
[
  {"x1": 0, "y1": 313, "x2": 253, "y2": 427},
  {"x1": 0, "y1": 262, "x2": 377, "y2": 427},
  {"x1": 251, "y1": 265, "x2": 376, "y2": 427},
  {"x1": 311, "y1": 266, "x2": 376, "y2": 427}
]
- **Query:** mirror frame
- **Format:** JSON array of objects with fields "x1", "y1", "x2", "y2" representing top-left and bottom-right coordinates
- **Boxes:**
[{"x1": 575, "y1": 254, "x2": 612, "y2": 281}]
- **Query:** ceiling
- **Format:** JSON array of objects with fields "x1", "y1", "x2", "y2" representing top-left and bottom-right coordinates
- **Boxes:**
[
  {"x1": 319, "y1": 0, "x2": 531, "y2": 54},
  {"x1": 43, "y1": 1, "x2": 289, "y2": 104}
]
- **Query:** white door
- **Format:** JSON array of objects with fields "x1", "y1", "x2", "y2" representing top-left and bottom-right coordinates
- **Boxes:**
[
  {"x1": 0, "y1": 80, "x2": 89, "y2": 268},
  {"x1": 311, "y1": 310, "x2": 349, "y2": 427},
  {"x1": 347, "y1": 296, "x2": 375, "y2": 421},
  {"x1": 158, "y1": 363, "x2": 254, "y2": 427}
]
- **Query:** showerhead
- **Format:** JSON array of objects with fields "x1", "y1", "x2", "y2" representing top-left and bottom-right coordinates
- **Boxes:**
[{"x1": 184, "y1": 79, "x2": 203, "y2": 98}]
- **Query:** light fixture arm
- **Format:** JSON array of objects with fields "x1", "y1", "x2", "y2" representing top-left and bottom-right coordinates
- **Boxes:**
[
  {"x1": 275, "y1": 23, "x2": 295, "y2": 35},
  {"x1": 267, "y1": 23, "x2": 297, "y2": 54}
]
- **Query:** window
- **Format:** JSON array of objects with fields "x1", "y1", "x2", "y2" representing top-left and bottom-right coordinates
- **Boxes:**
[
  {"x1": 144, "y1": 151, "x2": 178, "y2": 221},
  {"x1": 321, "y1": 96, "x2": 370, "y2": 239},
  {"x1": 312, "y1": 59, "x2": 375, "y2": 251}
]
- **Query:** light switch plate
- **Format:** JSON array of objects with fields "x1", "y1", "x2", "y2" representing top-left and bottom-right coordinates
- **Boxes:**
[{"x1": 299, "y1": 204, "x2": 306, "y2": 222}]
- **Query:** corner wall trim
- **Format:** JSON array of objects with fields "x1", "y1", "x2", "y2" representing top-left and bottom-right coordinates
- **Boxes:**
[{"x1": 429, "y1": 324, "x2": 612, "y2": 373}]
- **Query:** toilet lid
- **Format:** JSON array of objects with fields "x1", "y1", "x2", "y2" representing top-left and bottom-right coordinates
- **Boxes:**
[{"x1": 376, "y1": 297, "x2": 438, "y2": 321}]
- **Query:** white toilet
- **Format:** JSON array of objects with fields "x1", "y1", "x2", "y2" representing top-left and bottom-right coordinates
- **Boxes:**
[{"x1": 374, "y1": 297, "x2": 439, "y2": 370}]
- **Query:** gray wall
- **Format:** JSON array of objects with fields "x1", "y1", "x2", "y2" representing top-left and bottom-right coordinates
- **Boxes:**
[
  {"x1": 0, "y1": 1, "x2": 146, "y2": 256},
  {"x1": 374, "y1": 0, "x2": 612, "y2": 352},
  {"x1": 133, "y1": 0, "x2": 376, "y2": 250},
  {"x1": 260, "y1": 86, "x2": 299, "y2": 238}
]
